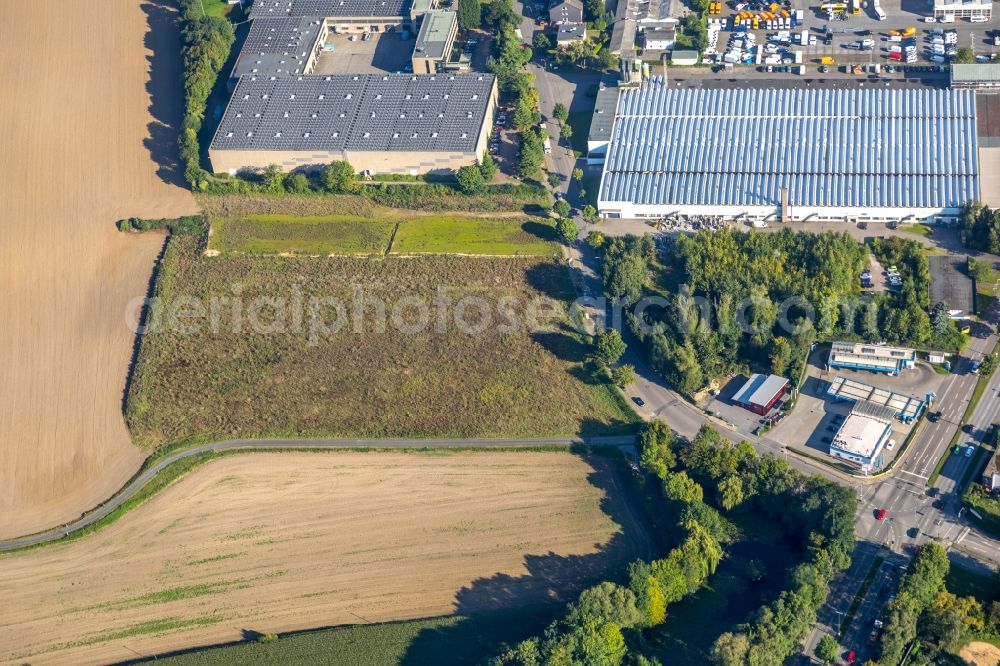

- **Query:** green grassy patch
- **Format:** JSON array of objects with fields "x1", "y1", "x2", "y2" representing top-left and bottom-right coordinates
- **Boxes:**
[
  {"x1": 193, "y1": 0, "x2": 234, "y2": 18},
  {"x1": 147, "y1": 605, "x2": 558, "y2": 665},
  {"x1": 210, "y1": 216, "x2": 396, "y2": 255},
  {"x1": 125, "y1": 236, "x2": 638, "y2": 449},
  {"x1": 76, "y1": 616, "x2": 224, "y2": 647},
  {"x1": 208, "y1": 215, "x2": 560, "y2": 257},
  {"x1": 390, "y1": 217, "x2": 560, "y2": 256},
  {"x1": 903, "y1": 223, "x2": 934, "y2": 237}
]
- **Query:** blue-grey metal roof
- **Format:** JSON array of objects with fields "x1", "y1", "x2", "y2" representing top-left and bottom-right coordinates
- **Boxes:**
[
  {"x1": 232, "y1": 17, "x2": 323, "y2": 79},
  {"x1": 250, "y1": 0, "x2": 411, "y2": 19},
  {"x1": 211, "y1": 73, "x2": 494, "y2": 153},
  {"x1": 600, "y1": 80, "x2": 980, "y2": 209}
]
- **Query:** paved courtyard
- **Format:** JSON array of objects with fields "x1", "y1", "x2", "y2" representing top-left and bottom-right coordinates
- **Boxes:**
[
  {"x1": 769, "y1": 345, "x2": 946, "y2": 468},
  {"x1": 313, "y1": 32, "x2": 413, "y2": 75}
]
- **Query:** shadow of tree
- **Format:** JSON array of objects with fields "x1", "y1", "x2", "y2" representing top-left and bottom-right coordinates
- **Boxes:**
[
  {"x1": 398, "y1": 451, "x2": 661, "y2": 665},
  {"x1": 140, "y1": 1, "x2": 190, "y2": 188}
]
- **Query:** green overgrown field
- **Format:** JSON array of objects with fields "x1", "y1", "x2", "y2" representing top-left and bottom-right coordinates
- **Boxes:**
[
  {"x1": 126, "y1": 237, "x2": 638, "y2": 449},
  {"x1": 644, "y1": 513, "x2": 798, "y2": 665},
  {"x1": 209, "y1": 216, "x2": 397, "y2": 255},
  {"x1": 208, "y1": 215, "x2": 561, "y2": 257},
  {"x1": 390, "y1": 217, "x2": 559, "y2": 256},
  {"x1": 150, "y1": 606, "x2": 558, "y2": 666}
]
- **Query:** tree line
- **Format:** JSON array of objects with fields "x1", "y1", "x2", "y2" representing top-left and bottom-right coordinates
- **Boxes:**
[
  {"x1": 595, "y1": 229, "x2": 966, "y2": 398},
  {"x1": 177, "y1": 0, "x2": 235, "y2": 190},
  {"x1": 876, "y1": 542, "x2": 1000, "y2": 665},
  {"x1": 490, "y1": 421, "x2": 856, "y2": 665}
]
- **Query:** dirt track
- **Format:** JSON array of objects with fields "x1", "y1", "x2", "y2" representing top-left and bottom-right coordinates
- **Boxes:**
[
  {"x1": 0, "y1": 451, "x2": 649, "y2": 665},
  {"x1": 0, "y1": 1, "x2": 197, "y2": 538}
]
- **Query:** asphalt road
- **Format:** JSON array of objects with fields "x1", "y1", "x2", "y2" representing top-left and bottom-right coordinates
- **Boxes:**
[{"x1": 0, "y1": 435, "x2": 636, "y2": 552}]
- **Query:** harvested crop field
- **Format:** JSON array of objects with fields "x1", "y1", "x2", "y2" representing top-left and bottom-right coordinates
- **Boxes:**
[
  {"x1": 0, "y1": 450, "x2": 653, "y2": 665},
  {"x1": 0, "y1": 1, "x2": 198, "y2": 538},
  {"x1": 127, "y1": 236, "x2": 637, "y2": 449}
]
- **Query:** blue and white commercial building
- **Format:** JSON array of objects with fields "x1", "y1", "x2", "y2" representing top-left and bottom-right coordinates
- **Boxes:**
[
  {"x1": 830, "y1": 401, "x2": 895, "y2": 468},
  {"x1": 828, "y1": 341, "x2": 916, "y2": 375},
  {"x1": 596, "y1": 80, "x2": 981, "y2": 222}
]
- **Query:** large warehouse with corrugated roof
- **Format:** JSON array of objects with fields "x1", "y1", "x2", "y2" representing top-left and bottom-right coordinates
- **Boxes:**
[
  {"x1": 596, "y1": 80, "x2": 981, "y2": 222},
  {"x1": 209, "y1": 73, "x2": 496, "y2": 175}
]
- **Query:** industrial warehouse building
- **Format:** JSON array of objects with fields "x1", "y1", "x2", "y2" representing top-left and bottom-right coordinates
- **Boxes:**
[
  {"x1": 732, "y1": 373, "x2": 789, "y2": 415},
  {"x1": 209, "y1": 73, "x2": 497, "y2": 175},
  {"x1": 250, "y1": 0, "x2": 414, "y2": 34},
  {"x1": 595, "y1": 81, "x2": 981, "y2": 222},
  {"x1": 828, "y1": 342, "x2": 916, "y2": 375},
  {"x1": 829, "y1": 401, "x2": 895, "y2": 468}
]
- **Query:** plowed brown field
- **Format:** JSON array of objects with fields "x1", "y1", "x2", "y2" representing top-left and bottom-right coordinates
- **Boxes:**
[
  {"x1": 0, "y1": 451, "x2": 651, "y2": 665},
  {"x1": 0, "y1": 1, "x2": 197, "y2": 538}
]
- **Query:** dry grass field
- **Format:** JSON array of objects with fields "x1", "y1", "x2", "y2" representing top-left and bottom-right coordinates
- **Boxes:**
[
  {"x1": 0, "y1": 451, "x2": 651, "y2": 665},
  {"x1": 0, "y1": 1, "x2": 198, "y2": 538},
  {"x1": 126, "y1": 236, "x2": 637, "y2": 448}
]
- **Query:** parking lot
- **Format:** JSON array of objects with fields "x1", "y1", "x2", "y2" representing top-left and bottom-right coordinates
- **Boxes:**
[
  {"x1": 703, "y1": 375, "x2": 791, "y2": 435},
  {"x1": 686, "y1": 0, "x2": 1000, "y2": 80},
  {"x1": 313, "y1": 32, "x2": 413, "y2": 75}
]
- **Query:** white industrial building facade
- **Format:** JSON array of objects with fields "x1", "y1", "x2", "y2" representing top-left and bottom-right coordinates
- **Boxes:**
[{"x1": 596, "y1": 80, "x2": 981, "y2": 222}]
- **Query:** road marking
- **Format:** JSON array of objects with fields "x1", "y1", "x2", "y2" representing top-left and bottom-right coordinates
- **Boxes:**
[{"x1": 899, "y1": 470, "x2": 928, "y2": 480}]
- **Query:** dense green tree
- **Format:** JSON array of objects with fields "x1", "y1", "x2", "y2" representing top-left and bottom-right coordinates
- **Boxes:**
[
  {"x1": 602, "y1": 237, "x2": 648, "y2": 305},
  {"x1": 560, "y1": 123, "x2": 573, "y2": 141},
  {"x1": 586, "y1": 230, "x2": 605, "y2": 249},
  {"x1": 638, "y1": 420, "x2": 676, "y2": 478},
  {"x1": 553, "y1": 199, "x2": 572, "y2": 218},
  {"x1": 930, "y1": 301, "x2": 951, "y2": 336},
  {"x1": 816, "y1": 634, "x2": 839, "y2": 664},
  {"x1": 662, "y1": 471, "x2": 703, "y2": 503},
  {"x1": 516, "y1": 130, "x2": 544, "y2": 179},
  {"x1": 582, "y1": 204, "x2": 598, "y2": 223},
  {"x1": 553, "y1": 102, "x2": 569, "y2": 124},
  {"x1": 879, "y1": 592, "x2": 920, "y2": 666},
  {"x1": 955, "y1": 46, "x2": 974, "y2": 64},
  {"x1": 479, "y1": 153, "x2": 498, "y2": 181},
  {"x1": 284, "y1": 172, "x2": 311, "y2": 193},
  {"x1": 321, "y1": 160, "x2": 358, "y2": 192},
  {"x1": 456, "y1": 164, "x2": 485, "y2": 193},
  {"x1": 594, "y1": 329, "x2": 627, "y2": 366},
  {"x1": 556, "y1": 216, "x2": 578, "y2": 244},
  {"x1": 457, "y1": 0, "x2": 482, "y2": 30},
  {"x1": 717, "y1": 475, "x2": 744, "y2": 511},
  {"x1": 566, "y1": 582, "x2": 642, "y2": 628},
  {"x1": 923, "y1": 591, "x2": 984, "y2": 648},
  {"x1": 611, "y1": 363, "x2": 636, "y2": 388},
  {"x1": 533, "y1": 31, "x2": 551, "y2": 50},
  {"x1": 572, "y1": 167, "x2": 584, "y2": 182}
]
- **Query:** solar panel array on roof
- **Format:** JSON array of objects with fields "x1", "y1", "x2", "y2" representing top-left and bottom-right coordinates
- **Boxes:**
[
  {"x1": 250, "y1": 0, "x2": 410, "y2": 18},
  {"x1": 233, "y1": 17, "x2": 323, "y2": 78},
  {"x1": 211, "y1": 74, "x2": 494, "y2": 153},
  {"x1": 600, "y1": 80, "x2": 980, "y2": 210}
]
